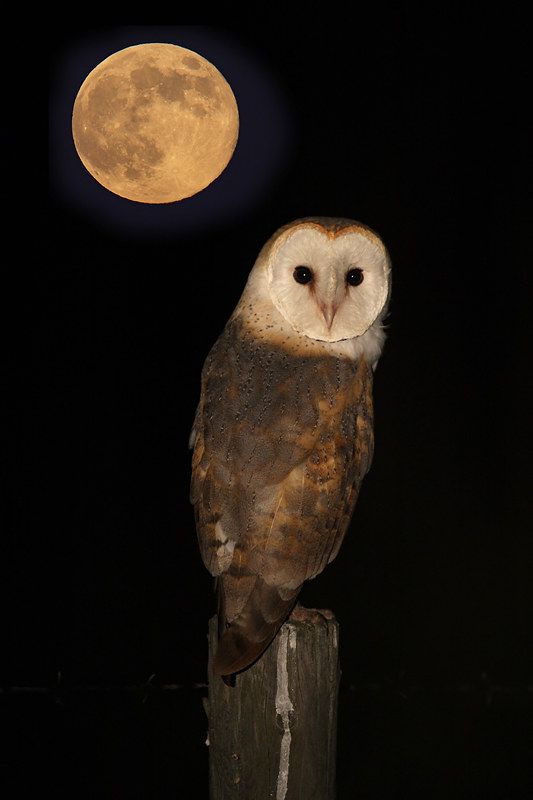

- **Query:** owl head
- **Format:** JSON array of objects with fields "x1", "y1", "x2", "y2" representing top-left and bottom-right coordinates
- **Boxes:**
[{"x1": 246, "y1": 217, "x2": 391, "y2": 343}]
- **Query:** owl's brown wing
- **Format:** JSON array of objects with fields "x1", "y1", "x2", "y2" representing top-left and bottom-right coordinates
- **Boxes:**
[{"x1": 190, "y1": 320, "x2": 374, "y2": 677}]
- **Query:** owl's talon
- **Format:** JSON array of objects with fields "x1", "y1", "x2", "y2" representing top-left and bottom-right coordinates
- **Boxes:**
[{"x1": 289, "y1": 604, "x2": 335, "y2": 624}]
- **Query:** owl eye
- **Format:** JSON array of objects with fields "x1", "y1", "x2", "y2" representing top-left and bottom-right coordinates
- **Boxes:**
[
  {"x1": 293, "y1": 265, "x2": 313, "y2": 285},
  {"x1": 346, "y1": 267, "x2": 364, "y2": 286}
]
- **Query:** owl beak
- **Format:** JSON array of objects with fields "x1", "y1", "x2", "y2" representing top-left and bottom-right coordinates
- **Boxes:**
[{"x1": 319, "y1": 301, "x2": 338, "y2": 330}]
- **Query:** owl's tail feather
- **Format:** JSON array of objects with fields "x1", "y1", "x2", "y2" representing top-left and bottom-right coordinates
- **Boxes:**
[{"x1": 213, "y1": 576, "x2": 300, "y2": 679}]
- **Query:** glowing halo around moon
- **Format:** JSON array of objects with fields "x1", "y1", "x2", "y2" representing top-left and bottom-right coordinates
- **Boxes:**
[{"x1": 72, "y1": 43, "x2": 239, "y2": 204}]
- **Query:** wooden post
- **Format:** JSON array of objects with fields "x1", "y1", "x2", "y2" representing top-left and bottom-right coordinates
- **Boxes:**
[{"x1": 206, "y1": 608, "x2": 340, "y2": 799}]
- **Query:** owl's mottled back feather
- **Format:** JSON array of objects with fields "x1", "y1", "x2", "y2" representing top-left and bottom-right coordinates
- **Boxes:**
[{"x1": 190, "y1": 318, "x2": 374, "y2": 677}]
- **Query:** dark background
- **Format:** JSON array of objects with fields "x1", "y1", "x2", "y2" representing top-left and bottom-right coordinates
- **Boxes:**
[{"x1": 8, "y1": 19, "x2": 531, "y2": 799}]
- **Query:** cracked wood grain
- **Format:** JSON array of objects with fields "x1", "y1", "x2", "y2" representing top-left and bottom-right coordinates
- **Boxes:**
[{"x1": 207, "y1": 610, "x2": 340, "y2": 799}]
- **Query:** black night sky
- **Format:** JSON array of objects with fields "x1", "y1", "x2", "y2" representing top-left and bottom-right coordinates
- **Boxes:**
[{"x1": 9, "y1": 19, "x2": 532, "y2": 799}]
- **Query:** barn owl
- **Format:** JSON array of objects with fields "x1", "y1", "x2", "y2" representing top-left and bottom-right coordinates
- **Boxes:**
[{"x1": 190, "y1": 217, "x2": 391, "y2": 681}]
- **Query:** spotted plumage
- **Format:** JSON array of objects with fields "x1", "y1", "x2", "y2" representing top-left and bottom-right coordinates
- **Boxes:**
[{"x1": 190, "y1": 217, "x2": 391, "y2": 679}]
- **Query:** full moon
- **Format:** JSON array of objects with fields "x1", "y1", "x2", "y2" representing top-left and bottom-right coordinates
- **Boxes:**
[{"x1": 72, "y1": 43, "x2": 239, "y2": 203}]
